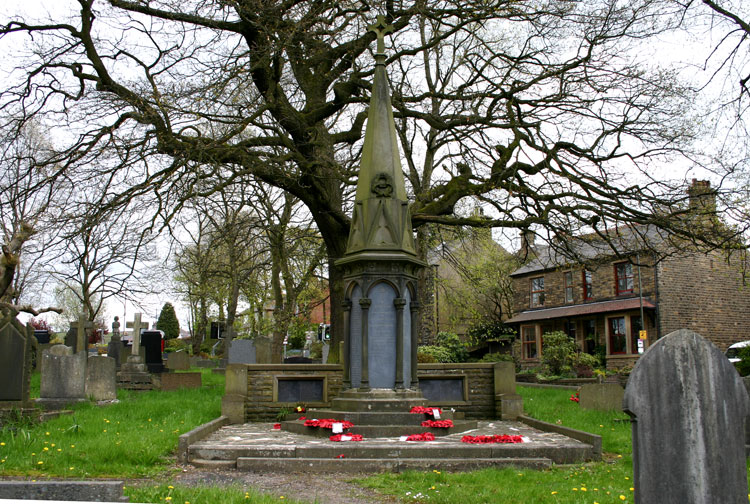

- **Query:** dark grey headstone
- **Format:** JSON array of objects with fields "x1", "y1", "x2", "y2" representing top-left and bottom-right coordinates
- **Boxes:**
[
  {"x1": 140, "y1": 331, "x2": 164, "y2": 373},
  {"x1": 368, "y1": 282, "x2": 396, "y2": 388},
  {"x1": 419, "y1": 377, "x2": 464, "y2": 402},
  {"x1": 228, "y1": 339, "x2": 256, "y2": 364},
  {"x1": 107, "y1": 336, "x2": 123, "y2": 369},
  {"x1": 277, "y1": 378, "x2": 324, "y2": 403},
  {"x1": 0, "y1": 315, "x2": 33, "y2": 404},
  {"x1": 623, "y1": 329, "x2": 750, "y2": 503}
]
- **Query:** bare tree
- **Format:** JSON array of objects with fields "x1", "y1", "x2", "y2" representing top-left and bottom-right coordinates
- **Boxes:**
[{"x1": 1, "y1": 0, "x2": 746, "y2": 351}]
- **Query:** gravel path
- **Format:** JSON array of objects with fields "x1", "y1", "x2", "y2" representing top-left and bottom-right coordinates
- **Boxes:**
[{"x1": 170, "y1": 465, "x2": 394, "y2": 504}]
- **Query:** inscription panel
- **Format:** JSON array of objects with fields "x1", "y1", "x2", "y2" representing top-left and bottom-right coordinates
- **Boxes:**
[
  {"x1": 368, "y1": 282, "x2": 396, "y2": 388},
  {"x1": 419, "y1": 376, "x2": 466, "y2": 402},
  {"x1": 276, "y1": 378, "x2": 325, "y2": 403}
]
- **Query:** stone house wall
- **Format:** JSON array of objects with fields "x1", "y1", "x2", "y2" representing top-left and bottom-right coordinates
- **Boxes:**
[{"x1": 656, "y1": 251, "x2": 750, "y2": 351}]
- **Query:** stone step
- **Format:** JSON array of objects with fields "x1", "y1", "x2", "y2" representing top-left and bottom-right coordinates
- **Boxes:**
[
  {"x1": 189, "y1": 440, "x2": 593, "y2": 465},
  {"x1": 281, "y1": 420, "x2": 477, "y2": 438},
  {"x1": 232, "y1": 457, "x2": 553, "y2": 473},
  {"x1": 299, "y1": 409, "x2": 458, "y2": 425}
]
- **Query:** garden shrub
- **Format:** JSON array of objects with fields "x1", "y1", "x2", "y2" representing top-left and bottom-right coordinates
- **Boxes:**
[
  {"x1": 734, "y1": 347, "x2": 750, "y2": 376},
  {"x1": 435, "y1": 331, "x2": 469, "y2": 363},
  {"x1": 541, "y1": 331, "x2": 578, "y2": 376},
  {"x1": 418, "y1": 345, "x2": 454, "y2": 363},
  {"x1": 478, "y1": 352, "x2": 515, "y2": 363}
]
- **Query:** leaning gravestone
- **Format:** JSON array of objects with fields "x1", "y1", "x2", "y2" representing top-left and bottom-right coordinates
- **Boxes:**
[
  {"x1": 85, "y1": 356, "x2": 117, "y2": 401},
  {"x1": 623, "y1": 329, "x2": 750, "y2": 504},
  {"x1": 37, "y1": 344, "x2": 87, "y2": 409},
  {"x1": 0, "y1": 311, "x2": 35, "y2": 408}
]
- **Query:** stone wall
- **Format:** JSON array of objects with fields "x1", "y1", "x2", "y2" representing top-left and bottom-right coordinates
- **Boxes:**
[
  {"x1": 223, "y1": 362, "x2": 508, "y2": 423},
  {"x1": 656, "y1": 251, "x2": 750, "y2": 351}
]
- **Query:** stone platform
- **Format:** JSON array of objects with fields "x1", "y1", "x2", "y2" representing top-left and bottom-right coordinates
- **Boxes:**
[{"x1": 187, "y1": 419, "x2": 597, "y2": 473}]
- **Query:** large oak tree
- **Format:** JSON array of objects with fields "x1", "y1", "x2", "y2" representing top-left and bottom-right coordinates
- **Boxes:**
[{"x1": 2, "y1": 1, "x2": 746, "y2": 354}]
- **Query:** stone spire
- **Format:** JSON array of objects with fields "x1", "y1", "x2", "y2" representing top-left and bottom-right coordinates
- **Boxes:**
[{"x1": 344, "y1": 16, "x2": 416, "y2": 258}]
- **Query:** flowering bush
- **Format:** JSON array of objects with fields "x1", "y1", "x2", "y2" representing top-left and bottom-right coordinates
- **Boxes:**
[
  {"x1": 304, "y1": 419, "x2": 354, "y2": 429},
  {"x1": 421, "y1": 419, "x2": 454, "y2": 428},
  {"x1": 329, "y1": 434, "x2": 363, "y2": 442},
  {"x1": 405, "y1": 432, "x2": 435, "y2": 442},
  {"x1": 461, "y1": 434, "x2": 523, "y2": 444},
  {"x1": 409, "y1": 406, "x2": 442, "y2": 416}
]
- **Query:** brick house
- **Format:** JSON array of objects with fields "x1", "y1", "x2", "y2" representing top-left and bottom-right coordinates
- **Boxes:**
[{"x1": 507, "y1": 188, "x2": 749, "y2": 370}]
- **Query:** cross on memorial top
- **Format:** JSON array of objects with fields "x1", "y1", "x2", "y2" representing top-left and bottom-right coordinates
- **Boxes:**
[
  {"x1": 73, "y1": 313, "x2": 94, "y2": 355},
  {"x1": 125, "y1": 313, "x2": 146, "y2": 356},
  {"x1": 368, "y1": 15, "x2": 393, "y2": 56}
]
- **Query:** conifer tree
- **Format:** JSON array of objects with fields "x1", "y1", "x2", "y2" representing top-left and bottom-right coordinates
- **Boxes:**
[{"x1": 157, "y1": 302, "x2": 180, "y2": 340}]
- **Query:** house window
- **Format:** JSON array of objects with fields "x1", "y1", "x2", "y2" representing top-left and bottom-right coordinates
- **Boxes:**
[
  {"x1": 582, "y1": 270, "x2": 593, "y2": 300},
  {"x1": 630, "y1": 315, "x2": 642, "y2": 354},
  {"x1": 565, "y1": 320, "x2": 576, "y2": 341},
  {"x1": 615, "y1": 262, "x2": 634, "y2": 296},
  {"x1": 608, "y1": 317, "x2": 627, "y2": 354},
  {"x1": 522, "y1": 326, "x2": 538, "y2": 359},
  {"x1": 530, "y1": 277, "x2": 545, "y2": 307},
  {"x1": 583, "y1": 319, "x2": 596, "y2": 354},
  {"x1": 563, "y1": 271, "x2": 574, "y2": 303}
]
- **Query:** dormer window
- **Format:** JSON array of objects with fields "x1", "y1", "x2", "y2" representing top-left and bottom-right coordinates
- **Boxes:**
[
  {"x1": 615, "y1": 262, "x2": 634, "y2": 296},
  {"x1": 530, "y1": 277, "x2": 545, "y2": 307}
]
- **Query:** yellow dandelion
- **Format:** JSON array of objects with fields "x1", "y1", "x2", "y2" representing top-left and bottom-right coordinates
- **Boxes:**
[
  {"x1": 280, "y1": 497, "x2": 285, "y2": 500},
  {"x1": 50, "y1": 444, "x2": 55, "y2": 447},
  {"x1": 148, "y1": 418, "x2": 152, "y2": 422},
  {"x1": 620, "y1": 496, "x2": 626, "y2": 501},
  {"x1": 0, "y1": 442, "x2": 5, "y2": 446},
  {"x1": 168, "y1": 486, "x2": 174, "y2": 490},
  {"x1": 103, "y1": 430, "x2": 107, "y2": 433},
  {"x1": 581, "y1": 487, "x2": 587, "y2": 491},
  {"x1": 430, "y1": 486, "x2": 436, "y2": 490},
  {"x1": 165, "y1": 497, "x2": 172, "y2": 502},
  {"x1": 57, "y1": 449, "x2": 61, "y2": 452},
  {"x1": 37, "y1": 461, "x2": 43, "y2": 465},
  {"x1": 69, "y1": 467, "x2": 74, "y2": 470},
  {"x1": 625, "y1": 476, "x2": 630, "y2": 480},
  {"x1": 572, "y1": 488, "x2": 578, "y2": 491},
  {"x1": 630, "y1": 487, "x2": 634, "y2": 491},
  {"x1": 550, "y1": 491, "x2": 558, "y2": 495},
  {"x1": 2, "y1": 459, "x2": 6, "y2": 463},
  {"x1": 45, "y1": 432, "x2": 50, "y2": 436},
  {"x1": 617, "y1": 455, "x2": 622, "y2": 458},
  {"x1": 433, "y1": 469, "x2": 441, "y2": 474},
  {"x1": 43, "y1": 447, "x2": 49, "y2": 452}
]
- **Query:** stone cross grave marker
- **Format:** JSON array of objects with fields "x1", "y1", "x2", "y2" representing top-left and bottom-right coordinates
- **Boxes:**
[
  {"x1": 623, "y1": 329, "x2": 750, "y2": 503},
  {"x1": 75, "y1": 313, "x2": 93, "y2": 355},
  {"x1": 126, "y1": 313, "x2": 146, "y2": 357}
]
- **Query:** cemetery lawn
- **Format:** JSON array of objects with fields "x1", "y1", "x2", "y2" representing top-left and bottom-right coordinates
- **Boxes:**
[
  {"x1": 0, "y1": 368, "x2": 224, "y2": 479},
  {"x1": 359, "y1": 385, "x2": 639, "y2": 504}
]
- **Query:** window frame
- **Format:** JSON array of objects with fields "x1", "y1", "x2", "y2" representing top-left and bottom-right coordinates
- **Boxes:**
[
  {"x1": 614, "y1": 262, "x2": 634, "y2": 296},
  {"x1": 563, "y1": 271, "x2": 574, "y2": 303},
  {"x1": 582, "y1": 269, "x2": 593, "y2": 301},
  {"x1": 530, "y1": 276, "x2": 545, "y2": 307},
  {"x1": 608, "y1": 316, "x2": 627, "y2": 355},
  {"x1": 630, "y1": 315, "x2": 642, "y2": 354},
  {"x1": 521, "y1": 325, "x2": 539, "y2": 360}
]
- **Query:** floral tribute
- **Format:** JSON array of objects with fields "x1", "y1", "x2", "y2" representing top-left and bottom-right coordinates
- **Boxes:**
[
  {"x1": 295, "y1": 405, "x2": 306, "y2": 413},
  {"x1": 304, "y1": 419, "x2": 354, "y2": 430},
  {"x1": 329, "y1": 434, "x2": 364, "y2": 442},
  {"x1": 461, "y1": 434, "x2": 524, "y2": 444},
  {"x1": 421, "y1": 419, "x2": 454, "y2": 428},
  {"x1": 409, "y1": 406, "x2": 442, "y2": 416},
  {"x1": 570, "y1": 391, "x2": 580, "y2": 403},
  {"x1": 404, "y1": 432, "x2": 435, "y2": 442},
  {"x1": 273, "y1": 423, "x2": 281, "y2": 430}
]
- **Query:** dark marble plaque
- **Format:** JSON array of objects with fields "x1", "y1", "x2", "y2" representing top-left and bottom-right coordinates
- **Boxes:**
[
  {"x1": 368, "y1": 282, "x2": 396, "y2": 388},
  {"x1": 349, "y1": 285, "x2": 362, "y2": 387},
  {"x1": 277, "y1": 378, "x2": 324, "y2": 403},
  {"x1": 0, "y1": 321, "x2": 26, "y2": 401},
  {"x1": 140, "y1": 331, "x2": 164, "y2": 373},
  {"x1": 420, "y1": 377, "x2": 465, "y2": 402}
]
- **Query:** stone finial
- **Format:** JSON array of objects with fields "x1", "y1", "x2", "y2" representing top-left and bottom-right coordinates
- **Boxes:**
[{"x1": 368, "y1": 15, "x2": 393, "y2": 56}]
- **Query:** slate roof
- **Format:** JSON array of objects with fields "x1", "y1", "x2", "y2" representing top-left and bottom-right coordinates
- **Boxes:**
[{"x1": 506, "y1": 297, "x2": 656, "y2": 324}]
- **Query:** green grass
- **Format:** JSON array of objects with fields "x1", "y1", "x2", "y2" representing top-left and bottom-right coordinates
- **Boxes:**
[
  {"x1": 1, "y1": 368, "x2": 224, "y2": 478},
  {"x1": 125, "y1": 483, "x2": 305, "y2": 504},
  {"x1": 358, "y1": 385, "x2": 637, "y2": 504}
]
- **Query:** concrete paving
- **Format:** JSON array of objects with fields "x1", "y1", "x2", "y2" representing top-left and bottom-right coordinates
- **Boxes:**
[{"x1": 188, "y1": 420, "x2": 594, "y2": 472}]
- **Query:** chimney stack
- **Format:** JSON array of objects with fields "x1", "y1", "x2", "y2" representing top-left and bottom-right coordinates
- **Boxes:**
[{"x1": 687, "y1": 179, "x2": 716, "y2": 214}]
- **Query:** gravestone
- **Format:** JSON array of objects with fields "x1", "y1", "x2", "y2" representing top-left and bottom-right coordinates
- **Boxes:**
[
  {"x1": 255, "y1": 336, "x2": 272, "y2": 364},
  {"x1": 493, "y1": 361, "x2": 523, "y2": 420},
  {"x1": 85, "y1": 356, "x2": 117, "y2": 401},
  {"x1": 228, "y1": 339, "x2": 256, "y2": 364},
  {"x1": 37, "y1": 344, "x2": 87, "y2": 409},
  {"x1": 117, "y1": 313, "x2": 152, "y2": 389},
  {"x1": 166, "y1": 350, "x2": 190, "y2": 370},
  {"x1": 623, "y1": 329, "x2": 750, "y2": 503},
  {"x1": 0, "y1": 311, "x2": 35, "y2": 408},
  {"x1": 107, "y1": 316, "x2": 123, "y2": 369},
  {"x1": 140, "y1": 330, "x2": 164, "y2": 373},
  {"x1": 579, "y1": 383, "x2": 624, "y2": 411}
]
